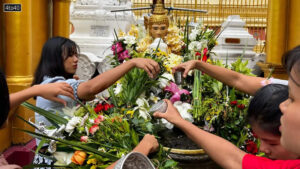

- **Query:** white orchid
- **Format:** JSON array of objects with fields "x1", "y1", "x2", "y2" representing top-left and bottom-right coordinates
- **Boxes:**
[
  {"x1": 122, "y1": 35, "x2": 136, "y2": 47},
  {"x1": 53, "y1": 152, "x2": 74, "y2": 165},
  {"x1": 158, "y1": 72, "x2": 174, "y2": 88},
  {"x1": 188, "y1": 41, "x2": 202, "y2": 52},
  {"x1": 160, "y1": 101, "x2": 194, "y2": 129},
  {"x1": 65, "y1": 116, "x2": 82, "y2": 133},
  {"x1": 189, "y1": 29, "x2": 199, "y2": 41},
  {"x1": 133, "y1": 98, "x2": 151, "y2": 119},
  {"x1": 161, "y1": 118, "x2": 174, "y2": 129},
  {"x1": 114, "y1": 83, "x2": 122, "y2": 95},
  {"x1": 174, "y1": 101, "x2": 194, "y2": 123},
  {"x1": 150, "y1": 93, "x2": 160, "y2": 103}
]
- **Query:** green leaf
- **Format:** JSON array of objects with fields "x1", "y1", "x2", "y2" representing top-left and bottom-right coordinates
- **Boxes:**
[
  {"x1": 35, "y1": 138, "x2": 47, "y2": 154},
  {"x1": 21, "y1": 102, "x2": 68, "y2": 125},
  {"x1": 164, "y1": 160, "x2": 178, "y2": 168}
]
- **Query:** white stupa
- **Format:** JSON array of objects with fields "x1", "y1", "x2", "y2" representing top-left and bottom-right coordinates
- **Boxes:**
[
  {"x1": 70, "y1": 0, "x2": 135, "y2": 80},
  {"x1": 212, "y1": 15, "x2": 264, "y2": 69}
]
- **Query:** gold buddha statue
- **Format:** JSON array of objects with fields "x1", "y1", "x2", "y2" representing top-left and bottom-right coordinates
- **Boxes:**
[
  {"x1": 144, "y1": 0, "x2": 169, "y2": 39},
  {"x1": 137, "y1": 0, "x2": 184, "y2": 54}
]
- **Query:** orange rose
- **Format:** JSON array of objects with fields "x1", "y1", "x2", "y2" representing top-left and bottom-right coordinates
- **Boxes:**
[{"x1": 71, "y1": 151, "x2": 87, "y2": 165}]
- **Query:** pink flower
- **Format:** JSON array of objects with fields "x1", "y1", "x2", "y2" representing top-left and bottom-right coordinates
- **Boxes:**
[
  {"x1": 165, "y1": 82, "x2": 190, "y2": 103},
  {"x1": 89, "y1": 124, "x2": 99, "y2": 135},
  {"x1": 94, "y1": 115, "x2": 105, "y2": 125},
  {"x1": 118, "y1": 50, "x2": 130, "y2": 62},
  {"x1": 111, "y1": 42, "x2": 123, "y2": 54},
  {"x1": 80, "y1": 136, "x2": 88, "y2": 143}
]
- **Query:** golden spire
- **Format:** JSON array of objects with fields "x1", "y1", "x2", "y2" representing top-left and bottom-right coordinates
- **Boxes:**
[
  {"x1": 144, "y1": 0, "x2": 169, "y2": 30},
  {"x1": 152, "y1": 0, "x2": 167, "y2": 15}
]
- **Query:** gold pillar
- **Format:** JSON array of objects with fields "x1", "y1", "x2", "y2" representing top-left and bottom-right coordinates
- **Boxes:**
[
  {"x1": 1, "y1": 0, "x2": 34, "y2": 147},
  {"x1": 53, "y1": 0, "x2": 71, "y2": 37},
  {"x1": 259, "y1": 0, "x2": 288, "y2": 79},
  {"x1": 287, "y1": 0, "x2": 300, "y2": 50},
  {"x1": 32, "y1": 0, "x2": 51, "y2": 73},
  {"x1": 266, "y1": 0, "x2": 288, "y2": 65}
]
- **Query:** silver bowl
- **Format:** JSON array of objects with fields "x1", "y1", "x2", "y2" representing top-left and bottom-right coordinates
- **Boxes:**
[{"x1": 114, "y1": 152, "x2": 155, "y2": 169}]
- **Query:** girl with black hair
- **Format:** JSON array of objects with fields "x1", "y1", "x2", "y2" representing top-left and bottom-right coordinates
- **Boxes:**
[{"x1": 32, "y1": 36, "x2": 160, "y2": 125}]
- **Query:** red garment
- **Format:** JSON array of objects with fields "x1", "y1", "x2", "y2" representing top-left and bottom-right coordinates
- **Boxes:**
[{"x1": 243, "y1": 154, "x2": 300, "y2": 169}]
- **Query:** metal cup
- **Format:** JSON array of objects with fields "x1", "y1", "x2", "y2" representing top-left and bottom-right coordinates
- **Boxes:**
[
  {"x1": 174, "y1": 71, "x2": 182, "y2": 85},
  {"x1": 149, "y1": 100, "x2": 168, "y2": 114},
  {"x1": 114, "y1": 152, "x2": 155, "y2": 169}
]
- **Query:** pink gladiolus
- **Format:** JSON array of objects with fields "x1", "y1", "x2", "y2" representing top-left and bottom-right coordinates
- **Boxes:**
[
  {"x1": 80, "y1": 136, "x2": 88, "y2": 143},
  {"x1": 165, "y1": 82, "x2": 190, "y2": 103},
  {"x1": 111, "y1": 42, "x2": 123, "y2": 54},
  {"x1": 89, "y1": 125, "x2": 99, "y2": 135},
  {"x1": 94, "y1": 115, "x2": 105, "y2": 125}
]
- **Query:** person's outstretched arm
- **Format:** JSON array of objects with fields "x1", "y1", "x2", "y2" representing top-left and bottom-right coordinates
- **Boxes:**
[
  {"x1": 173, "y1": 60, "x2": 265, "y2": 95},
  {"x1": 154, "y1": 100, "x2": 246, "y2": 169},
  {"x1": 106, "y1": 134, "x2": 159, "y2": 169},
  {"x1": 9, "y1": 82, "x2": 74, "y2": 109},
  {"x1": 77, "y1": 58, "x2": 160, "y2": 100}
]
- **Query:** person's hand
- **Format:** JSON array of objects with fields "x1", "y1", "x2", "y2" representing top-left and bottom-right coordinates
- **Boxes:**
[
  {"x1": 172, "y1": 60, "x2": 199, "y2": 78},
  {"x1": 130, "y1": 58, "x2": 160, "y2": 79},
  {"x1": 35, "y1": 82, "x2": 75, "y2": 106},
  {"x1": 153, "y1": 99, "x2": 184, "y2": 125},
  {"x1": 140, "y1": 134, "x2": 159, "y2": 153},
  {"x1": 73, "y1": 75, "x2": 80, "y2": 80}
]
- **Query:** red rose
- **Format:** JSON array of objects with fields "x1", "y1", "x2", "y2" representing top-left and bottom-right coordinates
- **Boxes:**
[
  {"x1": 237, "y1": 104, "x2": 245, "y2": 110},
  {"x1": 230, "y1": 101, "x2": 237, "y2": 106},
  {"x1": 103, "y1": 103, "x2": 111, "y2": 111},
  {"x1": 246, "y1": 140, "x2": 258, "y2": 154},
  {"x1": 94, "y1": 104, "x2": 103, "y2": 113}
]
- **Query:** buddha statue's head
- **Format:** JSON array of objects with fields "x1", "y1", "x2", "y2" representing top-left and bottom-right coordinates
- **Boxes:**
[{"x1": 144, "y1": 0, "x2": 169, "y2": 39}]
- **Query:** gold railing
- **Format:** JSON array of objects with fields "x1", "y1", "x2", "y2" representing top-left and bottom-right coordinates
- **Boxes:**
[{"x1": 131, "y1": 0, "x2": 268, "y2": 53}]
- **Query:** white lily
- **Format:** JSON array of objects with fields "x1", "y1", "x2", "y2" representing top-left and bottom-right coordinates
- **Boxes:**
[
  {"x1": 150, "y1": 93, "x2": 160, "y2": 103},
  {"x1": 114, "y1": 83, "x2": 122, "y2": 95},
  {"x1": 65, "y1": 116, "x2": 82, "y2": 133},
  {"x1": 62, "y1": 106, "x2": 79, "y2": 117},
  {"x1": 158, "y1": 72, "x2": 174, "y2": 88},
  {"x1": 133, "y1": 98, "x2": 151, "y2": 119},
  {"x1": 53, "y1": 152, "x2": 74, "y2": 165},
  {"x1": 174, "y1": 101, "x2": 194, "y2": 123}
]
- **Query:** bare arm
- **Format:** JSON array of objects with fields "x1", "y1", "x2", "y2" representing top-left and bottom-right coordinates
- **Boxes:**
[
  {"x1": 9, "y1": 82, "x2": 74, "y2": 109},
  {"x1": 173, "y1": 60, "x2": 265, "y2": 95},
  {"x1": 154, "y1": 100, "x2": 246, "y2": 169},
  {"x1": 77, "y1": 58, "x2": 160, "y2": 100},
  {"x1": 106, "y1": 134, "x2": 159, "y2": 169}
]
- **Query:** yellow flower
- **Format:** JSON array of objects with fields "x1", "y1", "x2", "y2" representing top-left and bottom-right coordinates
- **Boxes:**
[
  {"x1": 206, "y1": 116, "x2": 211, "y2": 121},
  {"x1": 118, "y1": 30, "x2": 126, "y2": 37},
  {"x1": 128, "y1": 25, "x2": 139, "y2": 38},
  {"x1": 90, "y1": 165, "x2": 97, "y2": 169},
  {"x1": 87, "y1": 158, "x2": 97, "y2": 165},
  {"x1": 126, "y1": 110, "x2": 135, "y2": 118}
]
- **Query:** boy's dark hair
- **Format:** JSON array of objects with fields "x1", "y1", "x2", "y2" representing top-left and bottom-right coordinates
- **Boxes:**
[
  {"x1": 32, "y1": 36, "x2": 79, "y2": 86},
  {"x1": 0, "y1": 70, "x2": 10, "y2": 127},
  {"x1": 247, "y1": 84, "x2": 288, "y2": 136}
]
